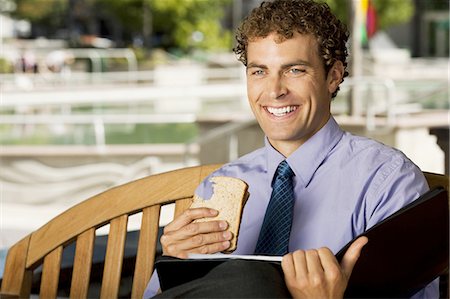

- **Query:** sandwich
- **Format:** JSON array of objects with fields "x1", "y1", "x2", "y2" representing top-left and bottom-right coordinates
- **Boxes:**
[{"x1": 190, "y1": 176, "x2": 249, "y2": 253}]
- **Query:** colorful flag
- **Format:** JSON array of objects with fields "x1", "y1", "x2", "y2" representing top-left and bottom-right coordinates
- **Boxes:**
[
  {"x1": 366, "y1": 0, "x2": 377, "y2": 38},
  {"x1": 360, "y1": 0, "x2": 377, "y2": 45}
]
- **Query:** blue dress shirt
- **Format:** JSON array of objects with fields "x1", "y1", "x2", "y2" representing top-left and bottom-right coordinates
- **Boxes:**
[{"x1": 144, "y1": 116, "x2": 438, "y2": 298}]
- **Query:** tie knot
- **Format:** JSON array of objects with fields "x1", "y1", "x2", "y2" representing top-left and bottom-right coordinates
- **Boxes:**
[{"x1": 276, "y1": 160, "x2": 294, "y2": 178}]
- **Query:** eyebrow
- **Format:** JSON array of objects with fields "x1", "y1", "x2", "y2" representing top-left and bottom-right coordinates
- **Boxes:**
[
  {"x1": 246, "y1": 60, "x2": 311, "y2": 70},
  {"x1": 246, "y1": 63, "x2": 266, "y2": 69},
  {"x1": 283, "y1": 60, "x2": 310, "y2": 68}
]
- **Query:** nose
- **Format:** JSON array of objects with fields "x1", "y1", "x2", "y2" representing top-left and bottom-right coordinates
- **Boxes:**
[{"x1": 269, "y1": 75, "x2": 287, "y2": 100}]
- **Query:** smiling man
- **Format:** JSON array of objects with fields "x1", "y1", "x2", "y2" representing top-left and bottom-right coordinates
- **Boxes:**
[
  {"x1": 245, "y1": 32, "x2": 342, "y2": 157},
  {"x1": 144, "y1": 0, "x2": 437, "y2": 298}
]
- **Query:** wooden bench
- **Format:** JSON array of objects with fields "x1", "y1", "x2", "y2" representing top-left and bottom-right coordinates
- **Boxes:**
[{"x1": 0, "y1": 166, "x2": 448, "y2": 298}]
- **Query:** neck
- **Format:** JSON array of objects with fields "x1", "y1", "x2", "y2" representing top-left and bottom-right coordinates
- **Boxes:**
[{"x1": 269, "y1": 140, "x2": 303, "y2": 157}]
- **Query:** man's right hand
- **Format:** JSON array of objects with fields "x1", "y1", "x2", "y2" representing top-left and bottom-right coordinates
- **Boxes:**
[{"x1": 160, "y1": 208, "x2": 233, "y2": 259}]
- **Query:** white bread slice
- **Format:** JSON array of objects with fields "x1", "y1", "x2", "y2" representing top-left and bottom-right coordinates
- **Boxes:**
[{"x1": 190, "y1": 176, "x2": 249, "y2": 253}]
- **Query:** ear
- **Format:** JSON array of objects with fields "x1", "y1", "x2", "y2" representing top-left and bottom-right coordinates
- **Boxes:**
[{"x1": 327, "y1": 60, "x2": 344, "y2": 95}]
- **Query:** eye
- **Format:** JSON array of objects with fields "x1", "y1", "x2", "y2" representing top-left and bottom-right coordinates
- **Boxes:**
[
  {"x1": 247, "y1": 68, "x2": 266, "y2": 77},
  {"x1": 287, "y1": 68, "x2": 305, "y2": 75}
]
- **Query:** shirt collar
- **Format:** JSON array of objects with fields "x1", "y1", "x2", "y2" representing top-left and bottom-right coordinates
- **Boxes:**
[
  {"x1": 265, "y1": 138, "x2": 286, "y2": 183},
  {"x1": 265, "y1": 116, "x2": 344, "y2": 187}
]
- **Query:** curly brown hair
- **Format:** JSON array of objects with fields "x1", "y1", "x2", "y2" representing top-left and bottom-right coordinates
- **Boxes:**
[{"x1": 234, "y1": 0, "x2": 349, "y2": 98}]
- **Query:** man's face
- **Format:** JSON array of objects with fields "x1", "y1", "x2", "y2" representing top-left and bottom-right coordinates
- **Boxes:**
[{"x1": 246, "y1": 32, "x2": 342, "y2": 156}]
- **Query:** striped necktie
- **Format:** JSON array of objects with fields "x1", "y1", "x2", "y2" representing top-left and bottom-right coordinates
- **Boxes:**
[{"x1": 254, "y1": 160, "x2": 295, "y2": 255}]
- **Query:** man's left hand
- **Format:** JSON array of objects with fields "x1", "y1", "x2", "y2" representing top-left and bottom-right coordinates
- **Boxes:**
[{"x1": 281, "y1": 236, "x2": 368, "y2": 299}]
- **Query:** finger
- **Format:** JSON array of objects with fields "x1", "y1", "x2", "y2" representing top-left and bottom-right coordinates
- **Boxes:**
[
  {"x1": 172, "y1": 230, "x2": 232, "y2": 252},
  {"x1": 162, "y1": 230, "x2": 232, "y2": 258},
  {"x1": 174, "y1": 220, "x2": 228, "y2": 240},
  {"x1": 161, "y1": 220, "x2": 228, "y2": 250},
  {"x1": 291, "y1": 250, "x2": 308, "y2": 278},
  {"x1": 340, "y1": 236, "x2": 369, "y2": 278},
  {"x1": 164, "y1": 208, "x2": 218, "y2": 233},
  {"x1": 281, "y1": 253, "x2": 295, "y2": 278},
  {"x1": 317, "y1": 247, "x2": 339, "y2": 269},
  {"x1": 305, "y1": 249, "x2": 324, "y2": 276},
  {"x1": 190, "y1": 240, "x2": 232, "y2": 255},
  {"x1": 317, "y1": 247, "x2": 342, "y2": 281}
]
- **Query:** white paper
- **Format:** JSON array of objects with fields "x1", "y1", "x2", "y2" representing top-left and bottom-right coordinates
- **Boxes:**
[{"x1": 187, "y1": 253, "x2": 283, "y2": 262}]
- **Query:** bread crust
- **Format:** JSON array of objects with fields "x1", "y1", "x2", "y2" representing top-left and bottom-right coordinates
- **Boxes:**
[{"x1": 190, "y1": 176, "x2": 249, "y2": 252}]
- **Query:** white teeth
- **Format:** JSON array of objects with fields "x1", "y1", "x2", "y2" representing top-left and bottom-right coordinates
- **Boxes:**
[{"x1": 267, "y1": 106, "x2": 297, "y2": 116}]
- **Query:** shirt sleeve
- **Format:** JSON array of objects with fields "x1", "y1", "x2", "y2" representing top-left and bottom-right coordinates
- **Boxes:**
[
  {"x1": 143, "y1": 270, "x2": 160, "y2": 298},
  {"x1": 194, "y1": 173, "x2": 215, "y2": 200},
  {"x1": 410, "y1": 278, "x2": 440, "y2": 299},
  {"x1": 365, "y1": 157, "x2": 429, "y2": 229},
  {"x1": 364, "y1": 157, "x2": 439, "y2": 299}
]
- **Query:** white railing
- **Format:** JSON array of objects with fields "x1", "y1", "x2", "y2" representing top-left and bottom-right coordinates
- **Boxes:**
[
  {"x1": 0, "y1": 66, "x2": 244, "y2": 90},
  {"x1": 1, "y1": 75, "x2": 447, "y2": 152},
  {"x1": 0, "y1": 113, "x2": 198, "y2": 148},
  {"x1": 339, "y1": 76, "x2": 397, "y2": 130},
  {"x1": 1, "y1": 82, "x2": 247, "y2": 108},
  {"x1": 184, "y1": 118, "x2": 257, "y2": 163}
]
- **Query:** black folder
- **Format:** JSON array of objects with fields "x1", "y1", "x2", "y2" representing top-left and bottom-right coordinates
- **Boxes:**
[
  {"x1": 336, "y1": 187, "x2": 449, "y2": 298},
  {"x1": 155, "y1": 187, "x2": 449, "y2": 297}
]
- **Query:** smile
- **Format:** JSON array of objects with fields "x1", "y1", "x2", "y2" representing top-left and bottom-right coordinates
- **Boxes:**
[{"x1": 266, "y1": 105, "x2": 298, "y2": 117}]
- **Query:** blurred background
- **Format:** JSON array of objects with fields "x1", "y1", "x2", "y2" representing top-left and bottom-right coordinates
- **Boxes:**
[{"x1": 0, "y1": 0, "x2": 449, "y2": 278}]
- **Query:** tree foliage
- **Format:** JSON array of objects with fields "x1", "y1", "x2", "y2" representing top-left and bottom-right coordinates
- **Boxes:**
[
  {"x1": 8, "y1": 0, "x2": 420, "y2": 52},
  {"x1": 96, "y1": 0, "x2": 144, "y2": 36},
  {"x1": 10, "y1": 0, "x2": 231, "y2": 52},
  {"x1": 151, "y1": 0, "x2": 232, "y2": 51},
  {"x1": 324, "y1": 0, "x2": 415, "y2": 30},
  {"x1": 10, "y1": 0, "x2": 67, "y2": 31},
  {"x1": 372, "y1": 0, "x2": 414, "y2": 29}
]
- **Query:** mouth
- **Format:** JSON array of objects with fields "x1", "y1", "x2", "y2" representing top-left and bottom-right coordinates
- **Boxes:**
[{"x1": 265, "y1": 105, "x2": 298, "y2": 117}]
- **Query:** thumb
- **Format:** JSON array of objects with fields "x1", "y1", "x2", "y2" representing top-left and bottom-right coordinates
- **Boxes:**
[{"x1": 340, "y1": 236, "x2": 368, "y2": 279}]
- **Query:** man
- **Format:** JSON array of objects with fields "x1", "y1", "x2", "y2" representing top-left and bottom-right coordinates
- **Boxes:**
[{"x1": 145, "y1": 0, "x2": 438, "y2": 297}]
